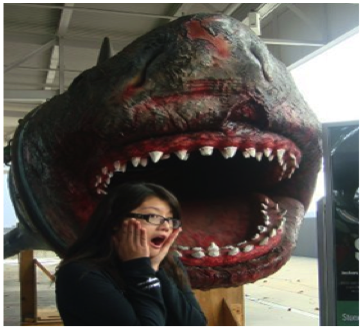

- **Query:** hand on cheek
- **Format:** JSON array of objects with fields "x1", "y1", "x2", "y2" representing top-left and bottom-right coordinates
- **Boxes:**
[
  {"x1": 113, "y1": 219, "x2": 150, "y2": 262},
  {"x1": 150, "y1": 227, "x2": 182, "y2": 271}
]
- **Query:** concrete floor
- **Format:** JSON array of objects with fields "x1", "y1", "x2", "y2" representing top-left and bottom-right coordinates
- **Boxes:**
[{"x1": 3, "y1": 253, "x2": 320, "y2": 326}]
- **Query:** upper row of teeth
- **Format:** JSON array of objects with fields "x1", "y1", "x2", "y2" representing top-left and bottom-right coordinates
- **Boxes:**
[
  {"x1": 174, "y1": 201, "x2": 287, "y2": 259},
  {"x1": 95, "y1": 146, "x2": 300, "y2": 193}
]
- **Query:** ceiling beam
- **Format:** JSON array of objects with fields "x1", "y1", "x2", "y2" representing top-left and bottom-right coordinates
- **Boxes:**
[
  {"x1": 4, "y1": 90, "x2": 59, "y2": 102},
  {"x1": 263, "y1": 38, "x2": 324, "y2": 47},
  {"x1": 4, "y1": 39, "x2": 56, "y2": 73},
  {"x1": 4, "y1": 31, "x2": 133, "y2": 53},
  {"x1": 4, "y1": 65, "x2": 82, "y2": 74},
  {"x1": 169, "y1": 3, "x2": 195, "y2": 19},
  {"x1": 8, "y1": 3, "x2": 177, "y2": 20},
  {"x1": 242, "y1": 3, "x2": 283, "y2": 25},
  {"x1": 45, "y1": 4, "x2": 74, "y2": 91},
  {"x1": 223, "y1": 4, "x2": 242, "y2": 15}
]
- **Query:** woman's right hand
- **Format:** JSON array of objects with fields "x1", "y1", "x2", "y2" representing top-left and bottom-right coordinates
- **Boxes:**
[{"x1": 112, "y1": 219, "x2": 150, "y2": 262}]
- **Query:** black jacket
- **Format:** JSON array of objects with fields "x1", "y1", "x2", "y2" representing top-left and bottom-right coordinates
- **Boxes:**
[{"x1": 55, "y1": 257, "x2": 207, "y2": 326}]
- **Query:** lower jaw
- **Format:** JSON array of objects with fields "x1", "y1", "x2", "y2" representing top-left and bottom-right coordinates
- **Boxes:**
[
  {"x1": 177, "y1": 233, "x2": 282, "y2": 267},
  {"x1": 187, "y1": 238, "x2": 294, "y2": 290}
]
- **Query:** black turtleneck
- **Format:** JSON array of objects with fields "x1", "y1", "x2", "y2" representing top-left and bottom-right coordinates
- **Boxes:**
[{"x1": 55, "y1": 257, "x2": 207, "y2": 326}]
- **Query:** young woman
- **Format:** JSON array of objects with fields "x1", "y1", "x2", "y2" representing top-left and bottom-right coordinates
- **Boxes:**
[{"x1": 55, "y1": 182, "x2": 207, "y2": 326}]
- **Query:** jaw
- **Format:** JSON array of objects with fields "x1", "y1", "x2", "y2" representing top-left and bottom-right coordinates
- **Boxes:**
[{"x1": 81, "y1": 125, "x2": 308, "y2": 289}]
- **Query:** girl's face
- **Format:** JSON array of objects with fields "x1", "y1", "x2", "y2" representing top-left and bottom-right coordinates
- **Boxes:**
[{"x1": 130, "y1": 196, "x2": 174, "y2": 258}]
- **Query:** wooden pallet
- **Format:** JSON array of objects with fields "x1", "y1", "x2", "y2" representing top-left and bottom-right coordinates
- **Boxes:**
[{"x1": 19, "y1": 250, "x2": 63, "y2": 326}]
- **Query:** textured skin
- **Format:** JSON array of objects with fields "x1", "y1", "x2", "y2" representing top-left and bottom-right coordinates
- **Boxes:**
[{"x1": 7, "y1": 13, "x2": 322, "y2": 290}]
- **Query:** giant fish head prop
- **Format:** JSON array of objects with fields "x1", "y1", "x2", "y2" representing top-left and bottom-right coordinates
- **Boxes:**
[{"x1": 6, "y1": 13, "x2": 322, "y2": 290}]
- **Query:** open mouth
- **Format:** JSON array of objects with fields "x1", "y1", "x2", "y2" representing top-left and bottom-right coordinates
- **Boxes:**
[
  {"x1": 90, "y1": 125, "x2": 303, "y2": 270},
  {"x1": 151, "y1": 236, "x2": 167, "y2": 248}
]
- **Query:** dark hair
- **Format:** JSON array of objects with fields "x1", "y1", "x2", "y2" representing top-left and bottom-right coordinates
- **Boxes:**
[{"x1": 57, "y1": 182, "x2": 190, "y2": 289}]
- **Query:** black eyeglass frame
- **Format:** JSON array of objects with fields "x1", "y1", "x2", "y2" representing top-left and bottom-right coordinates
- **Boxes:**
[{"x1": 126, "y1": 213, "x2": 182, "y2": 229}]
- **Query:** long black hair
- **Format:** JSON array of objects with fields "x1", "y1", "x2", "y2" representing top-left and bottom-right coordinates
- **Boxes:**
[{"x1": 56, "y1": 182, "x2": 189, "y2": 289}]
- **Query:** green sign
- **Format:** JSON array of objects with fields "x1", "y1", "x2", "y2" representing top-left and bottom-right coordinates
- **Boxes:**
[{"x1": 337, "y1": 301, "x2": 359, "y2": 326}]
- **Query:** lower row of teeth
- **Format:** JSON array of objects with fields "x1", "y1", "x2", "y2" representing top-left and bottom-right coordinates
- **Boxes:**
[
  {"x1": 174, "y1": 202, "x2": 287, "y2": 259},
  {"x1": 95, "y1": 146, "x2": 300, "y2": 194}
]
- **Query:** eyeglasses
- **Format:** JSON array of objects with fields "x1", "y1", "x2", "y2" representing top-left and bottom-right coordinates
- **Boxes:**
[{"x1": 127, "y1": 213, "x2": 182, "y2": 229}]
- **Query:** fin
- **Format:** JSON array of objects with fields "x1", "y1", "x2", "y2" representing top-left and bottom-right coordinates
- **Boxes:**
[
  {"x1": 97, "y1": 37, "x2": 114, "y2": 65},
  {"x1": 4, "y1": 223, "x2": 52, "y2": 258}
]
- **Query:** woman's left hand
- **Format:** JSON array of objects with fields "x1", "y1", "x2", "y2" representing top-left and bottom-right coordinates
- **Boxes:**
[{"x1": 150, "y1": 228, "x2": 182, "y2": 271}]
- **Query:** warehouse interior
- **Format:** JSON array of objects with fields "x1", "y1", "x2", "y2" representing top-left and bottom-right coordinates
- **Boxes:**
[{"x1": 3, "y1": 2, "x2": 360, "y2": 326}]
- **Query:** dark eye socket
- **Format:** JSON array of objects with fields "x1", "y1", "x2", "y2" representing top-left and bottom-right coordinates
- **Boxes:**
[{"x1": 147, "y1": 214, "x2": 162, "y2": 220}]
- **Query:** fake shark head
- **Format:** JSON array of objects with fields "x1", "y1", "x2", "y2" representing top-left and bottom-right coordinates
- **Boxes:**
[{"x1": 8, "y1": 13, "x2": 322, "y2": 289}]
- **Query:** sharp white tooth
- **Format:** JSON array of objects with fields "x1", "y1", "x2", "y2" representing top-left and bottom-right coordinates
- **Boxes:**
[
  {"x1": 228, "y1": 247, "x2": 240, "y2": 256},
  {"x1": 208, "y1": 242, "x2": 219, "y2": 251},
  {"x1": 259, "y1": 237, "x2": 269, "y2": 246},
  {"x1": 270, "y1": 228, "x2": 277, "y2": 237},
  {"x1": 97, "y1": 188, "x2": 101, "y2": 195},
  {"x1": 278, "y1": 218, "x2": 286, "y2": 230},
  {"x1": 275, "y1": 203, "x2": 279, "y2": 211},
  {"x1": 191, "y1": 251, "x2": 205, "y2": 259},
  {"x1": 208, "y1": 249, "x2": 220, "y2": 257},
  {"x1": 265, "y1": 219, "x2": 271, "y2": 226},
  {"x1": 252, "y1": 233, "x2": 260, "y2": 240},
  {"x1": 149, "y1": 151, "x2": 163, "y2": 163},
  {"x1": 280, "y1": 209, "x2": 288, "y2": 216},
  {"x1": 94, "y1": 181, "x2": 99, "y2": 187},
  {"x1": 264, "y1": 148, "x2": 272, "y2": 157},
  {"x1": 258, "y1": 225, "x2": 268, "y2": 233},
  {"x1": 246, "y1": 147, "x2": 256, "y2": 157},
  {"x1": 263, "y1": 214, "x2": 270, "y2": 221},
  {"x1": 102, "y1": 166, "x2": 108, "y2": 175},
  {"x1": 174, "y1": 250, "x2": 182, "y2": 257},
  {"x1": 177, "y1": 245, "x2": 189, "y2": 250},
  {"x1": 277, "y1": 149, "x2": 285, "y2": 162},
  {"x1": 105, "y1": 177, "x2": 111, "y2": 185},
  {"x1": 242, "y1": 151, "x2": 251, "y2": 158},
  {"x1": 224, "y1": 146, "x2": 237, "y2": 158},
  {"x1": 96, "y1": 175, "x2": 102, "y2": 184},
  {"x1": 192, "y1": 247, "x2": 203, "y2": 251},
  {"x1": 261, "y1": 203, "x2": 268, "y2": 209},
  {"x1": 265, "y1": 198, "x2": 269, "y2": 204},
  {"x1": 282, "y1": 163, "x2": 287, "y2": 171},
  {"x1": 261, "y1": 209, "x2": 268, "y2": 216},
  {"x1": 268, "y1": 155, "x2": 274, "y2": 161},
  {"x1": 288, "y1": 168, "x2": 296, "y2": 178},
  {"x1": 131, "y1": 157, "x2": 141, "y2": 167},
  {"x1": 175, "y1": 150, "x2": 188, "y2": 160},
  {"x1": 256, "y1": 152, "x2": 263, "y2": 161},
  {"x1": 114, "y1": 161, "x2": 121, "y2": 171},
  {"x1": 108, "y1": 172, "x2": 113, "y2": 178},
  {"x1": 161, "y1": 154, "x2": 170, "y2": 160},
  {"x1": 243, "y1": 245, "x2": 254, "y2": 252},
  {"x1": 237, "y1": 241, "x2": 247, "y2": 246},
  {"x1": 221, "y1": 149, "x2": 229, "y2": 159},
  {"x1": 140, "y1": 158, "x2": 148, "y2": 167},
  {"x1": 222, "y1": 246, "x2": 234, "y2": 250},
  {"x1": 97, "y1": 188, "x2": 107, "y2": 195},
  {"x1": 120, "y1": 163, "x2": 127, "y2": 173},
  {"x1": 290, "y1": 153, "x2": 296, "y2": 161},
  {"x1": 199, "y1": 146, "x2": 214, "y2": 156}
]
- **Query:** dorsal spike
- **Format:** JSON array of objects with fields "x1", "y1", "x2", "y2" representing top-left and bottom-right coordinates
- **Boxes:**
[{"x1": 97, "y1": 37, "x2": 114, "y2": 65}]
